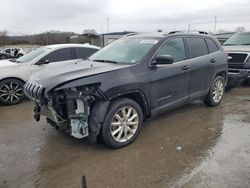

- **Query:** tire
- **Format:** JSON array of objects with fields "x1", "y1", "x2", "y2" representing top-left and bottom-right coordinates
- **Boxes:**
[
  {"x1": 0, "y1": 79, "x2": 25, "y2": 105},
  {"x1": 101, "y1": 98, "x2": 143, "y2": 148},
  {"x1": 17, "y1": 54, "x2": 23, "y2": 58},
  {"x1": 0, "y1": 55, "x2": 7, "y2": 60},
  {"x1": 204, "y1": 76, "x2": 225, "y2": 106}
]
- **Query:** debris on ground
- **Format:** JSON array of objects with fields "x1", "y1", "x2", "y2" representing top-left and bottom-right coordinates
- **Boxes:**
[
  {"x1": 207, "y1": 128, "x2": 216, "y2": 132},
  {"x1": 176, "y1": 146, "x2": 182, "y2": 151}
]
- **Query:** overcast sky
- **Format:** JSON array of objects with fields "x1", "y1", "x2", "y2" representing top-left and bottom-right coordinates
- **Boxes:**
[{"x1": 1, "y1": 0, "x2": 250, "y2": 35}]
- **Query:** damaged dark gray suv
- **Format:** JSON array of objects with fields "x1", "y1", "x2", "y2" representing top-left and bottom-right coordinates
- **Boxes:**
[{"x1": 24, "y1": 32, "x2": 228, "y2": 148}]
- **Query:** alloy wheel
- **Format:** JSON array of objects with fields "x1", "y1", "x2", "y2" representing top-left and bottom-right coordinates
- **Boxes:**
[
  {"x1": 212, "y1": 79, "x2": 224, "y2": 103},
  {"x1": 0, "y1": 81, "x2": 24, "y2": 104},
  {"x1": 0, "y1": 55, "x2": 7, "y2": 60},
  {"x1": 110, "y1": 106, "x2": 139, "y2": 143}
]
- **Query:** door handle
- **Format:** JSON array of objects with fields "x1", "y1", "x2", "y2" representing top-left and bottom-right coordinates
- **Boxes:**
[
  {"x1": 210, "y1": 58, "x2": 216, "y2": 63},
  {"x1": 181, "y1": 65, "x2": 191, "y2": 70}
]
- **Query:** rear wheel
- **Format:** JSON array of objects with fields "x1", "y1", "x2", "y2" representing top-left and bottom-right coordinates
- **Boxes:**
[
  {"x1": 0, "y1": 79, "x2": 25, "y2": 105},
  {"x1": 101, "y1": 98, "x2": 143, "y2": 148},
  {"x1": 204, "y1": 76, "x2": 225, "y2": 106}
]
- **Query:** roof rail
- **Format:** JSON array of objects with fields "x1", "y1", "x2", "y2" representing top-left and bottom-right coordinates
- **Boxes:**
[
  {"x1": 168, "y1": 31, "x2": 183, "y2": 34},
  {"x1": 122, "y1": 33, "x2": 139, "y2": 37},
  {"x1": 168, "y1": 30, "x2": 209, "y2": 35}
]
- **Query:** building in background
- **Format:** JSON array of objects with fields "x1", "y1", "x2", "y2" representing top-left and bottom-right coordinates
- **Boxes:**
[
  {"x1": 99, "y1": 31, "x2": 136, "y2": 47},
  {"x1": 215, "y1": 32, "x2": 235, "y2": 44},
  {"x1": 70, "y1": 31, "x2": 136, "y2": 47}
]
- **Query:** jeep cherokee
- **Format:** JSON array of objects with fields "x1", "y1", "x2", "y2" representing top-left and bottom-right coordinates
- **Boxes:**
[{"x1": 24, "y1": 33, "x2": 228, "y2": 148}]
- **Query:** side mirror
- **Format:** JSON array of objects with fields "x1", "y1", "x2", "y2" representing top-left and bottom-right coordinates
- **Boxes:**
[
  {"x1": 152, "y1": 55, "x2": 174, "y2": 65},
  {"x1": 36, "y1": 59, "x2": 50, "y2": 65}
]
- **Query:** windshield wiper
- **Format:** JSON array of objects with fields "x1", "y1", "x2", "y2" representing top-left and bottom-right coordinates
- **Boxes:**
[
  {"x1": 240, "y1": 43, "x2": 250, "y2": 45},
  {"x1": 9, "y1": 59, "x2": 21, "y2": 63},
  {"x1": 223, "y1": 44, "x2": 237, "y2": 46},
  {"x1": 92, "y1": 59, "x2": 118, "y2": 64}
]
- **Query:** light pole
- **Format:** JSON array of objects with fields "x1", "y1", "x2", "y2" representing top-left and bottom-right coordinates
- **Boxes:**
[
  {"x1": 107, "y1": 18, "x2": 110, "y2": 33},
  {"x1": 214, "y1": 16, "x2": 217, "y2": 34},
  {"x1": 188, "y1": 24, "x2": 191, "y2": 33}
]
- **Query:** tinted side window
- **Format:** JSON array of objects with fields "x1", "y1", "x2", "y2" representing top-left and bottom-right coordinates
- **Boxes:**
[
  {"x1": 156, "y1": 38, "x2": 186, "y2": 62},
  {"x1": 43, "y1": 48, "x2": 73, "y2": 62},
  {"x1": 5, "y1": 49, "x2": 10, "y2": 53},
  {"x1": 76, "y1": 47, "x2": 98, "y2": 59},
  {"x1": 206, "y1": 39, "x2": 219, "y2": 53},
  {"x1": 186, "y1": 38, "x2": 208, "y2": 58}
]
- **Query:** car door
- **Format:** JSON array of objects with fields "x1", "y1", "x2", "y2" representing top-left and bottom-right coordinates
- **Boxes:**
[
  {"x1": 30, "y1": 48, "x2": 76, "y2": 74},
  {"x1": 149, "y1": 37, "x2": 191, "y2": 114},
  {"x1": 185, "y1": 37, "x2": 214, "y2": 100}
]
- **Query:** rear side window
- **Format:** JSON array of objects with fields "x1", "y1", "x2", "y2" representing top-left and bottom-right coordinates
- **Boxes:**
[
  {"x1": 206, "y1": 39, "x2": 219, "y2": 53},
  {"x1": 76, "y1": 47, "x2": 98, "y2": 59},
  {"x1": 186, "y1": 38, "x2": 208, "y2": 58},
  {"x1": 156, "y1": 37, "x2": 186, "y2": 62},
  {"x1": 43, "y1": 48, "x2": 73, "y2": 62}
]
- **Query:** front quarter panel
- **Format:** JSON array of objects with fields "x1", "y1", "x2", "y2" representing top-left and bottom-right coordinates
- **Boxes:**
[{"x1": 0, "y1": 62, "x2": 31, "y2": 82}]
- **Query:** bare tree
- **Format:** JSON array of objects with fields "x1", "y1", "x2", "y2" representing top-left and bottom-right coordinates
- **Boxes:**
[
  {"x1": 235, "y1": 26, "x2": 246, "y2": 33},
  {"x1": 0, "y1": 30, "x2": 8, "y2": 47},
  {"x1": 33, "y1": 31, "x2": 75, "y2": 45},
  {"x1": 83, "y1": 29, "x2": 98, "y2": 35}
]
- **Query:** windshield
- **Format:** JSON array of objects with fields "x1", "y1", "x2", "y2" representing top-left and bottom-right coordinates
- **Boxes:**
[
  {"x1": 89, "y1": 38, "x2": 159, "y2": 64},
  {"x1": 16, "y1": 47, "x2": 50, "y2": 63},
  {"x1": 224, "y1": 32, "x2": 250, "y2": 46}
]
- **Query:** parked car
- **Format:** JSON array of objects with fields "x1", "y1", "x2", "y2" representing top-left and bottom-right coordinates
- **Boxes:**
[
  {"x1": 223, "y1": 32, "x2": 250, "y2": 84},
  {"x1": 24, "y1": 33, "x2": 228, "y2": 148},
  {"x1": 0, "y1": 43, "x2": 100, "y2": 105},
  {"x1": 0, "y1": 51, "x2": 10, "y2": 60},
  {"x1": 3, "y1": 47, "x2": 26, "y2": 58}
]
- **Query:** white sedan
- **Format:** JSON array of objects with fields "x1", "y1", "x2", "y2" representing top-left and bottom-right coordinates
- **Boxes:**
[{"x1": 0, "y1": 43, "x2": 100, "y2": 105}]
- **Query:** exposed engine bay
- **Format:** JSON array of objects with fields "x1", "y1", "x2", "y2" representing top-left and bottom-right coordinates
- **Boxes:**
[{"x1": 33, "y1": 84, "x2": 104, "y2": 140}]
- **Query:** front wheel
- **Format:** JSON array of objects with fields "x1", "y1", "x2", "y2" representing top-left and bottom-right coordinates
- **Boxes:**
[
  {"x1": 204, "y1": 76, "x2": 225, "y2": 106},
  {"x1": 17, "y1": 54, "x2": 23, "y2": 58},
  {"x1": 0, "y1": 79, "x2": 25, "y2": 105},
  {"x1": 101, "y1": 98, "x2": 143, "y2": 148},
  {"x1": 0, "y1": 54, "x2": 7, "y2": 60}
]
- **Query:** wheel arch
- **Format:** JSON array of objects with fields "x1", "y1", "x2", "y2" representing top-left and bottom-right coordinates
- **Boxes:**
[
  {"x1": 0, "y1": 77, "x2": 26, "y2": 84},
  {"x1": 215, "y1": 71, "x2": 228, "y2": 86},
  {"x1": 108, "y1": 90, "x2": 150, "y2": 120}
]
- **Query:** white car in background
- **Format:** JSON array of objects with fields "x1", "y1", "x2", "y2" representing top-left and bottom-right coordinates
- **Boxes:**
[
  {"x1": 3, "y1": 47, "x2": 26, "y2": 58},
  {"x1": 0, "y1": 43, "x2": 100, "y2": 105}
]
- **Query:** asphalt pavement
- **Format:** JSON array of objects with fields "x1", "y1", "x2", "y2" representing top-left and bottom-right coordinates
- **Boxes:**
[{"x1": 0, "y1": 87, "x2": 250, "y2": 188}]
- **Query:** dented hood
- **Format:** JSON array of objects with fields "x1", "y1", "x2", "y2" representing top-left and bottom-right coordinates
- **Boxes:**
[{"x1": 28, "y1": 60, "x2": 130, "y2": 91}]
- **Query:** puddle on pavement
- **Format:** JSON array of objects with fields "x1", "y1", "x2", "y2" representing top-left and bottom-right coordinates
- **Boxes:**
[{"x1": 169, "y1": 114, "x2": 250, "y2": 188}]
